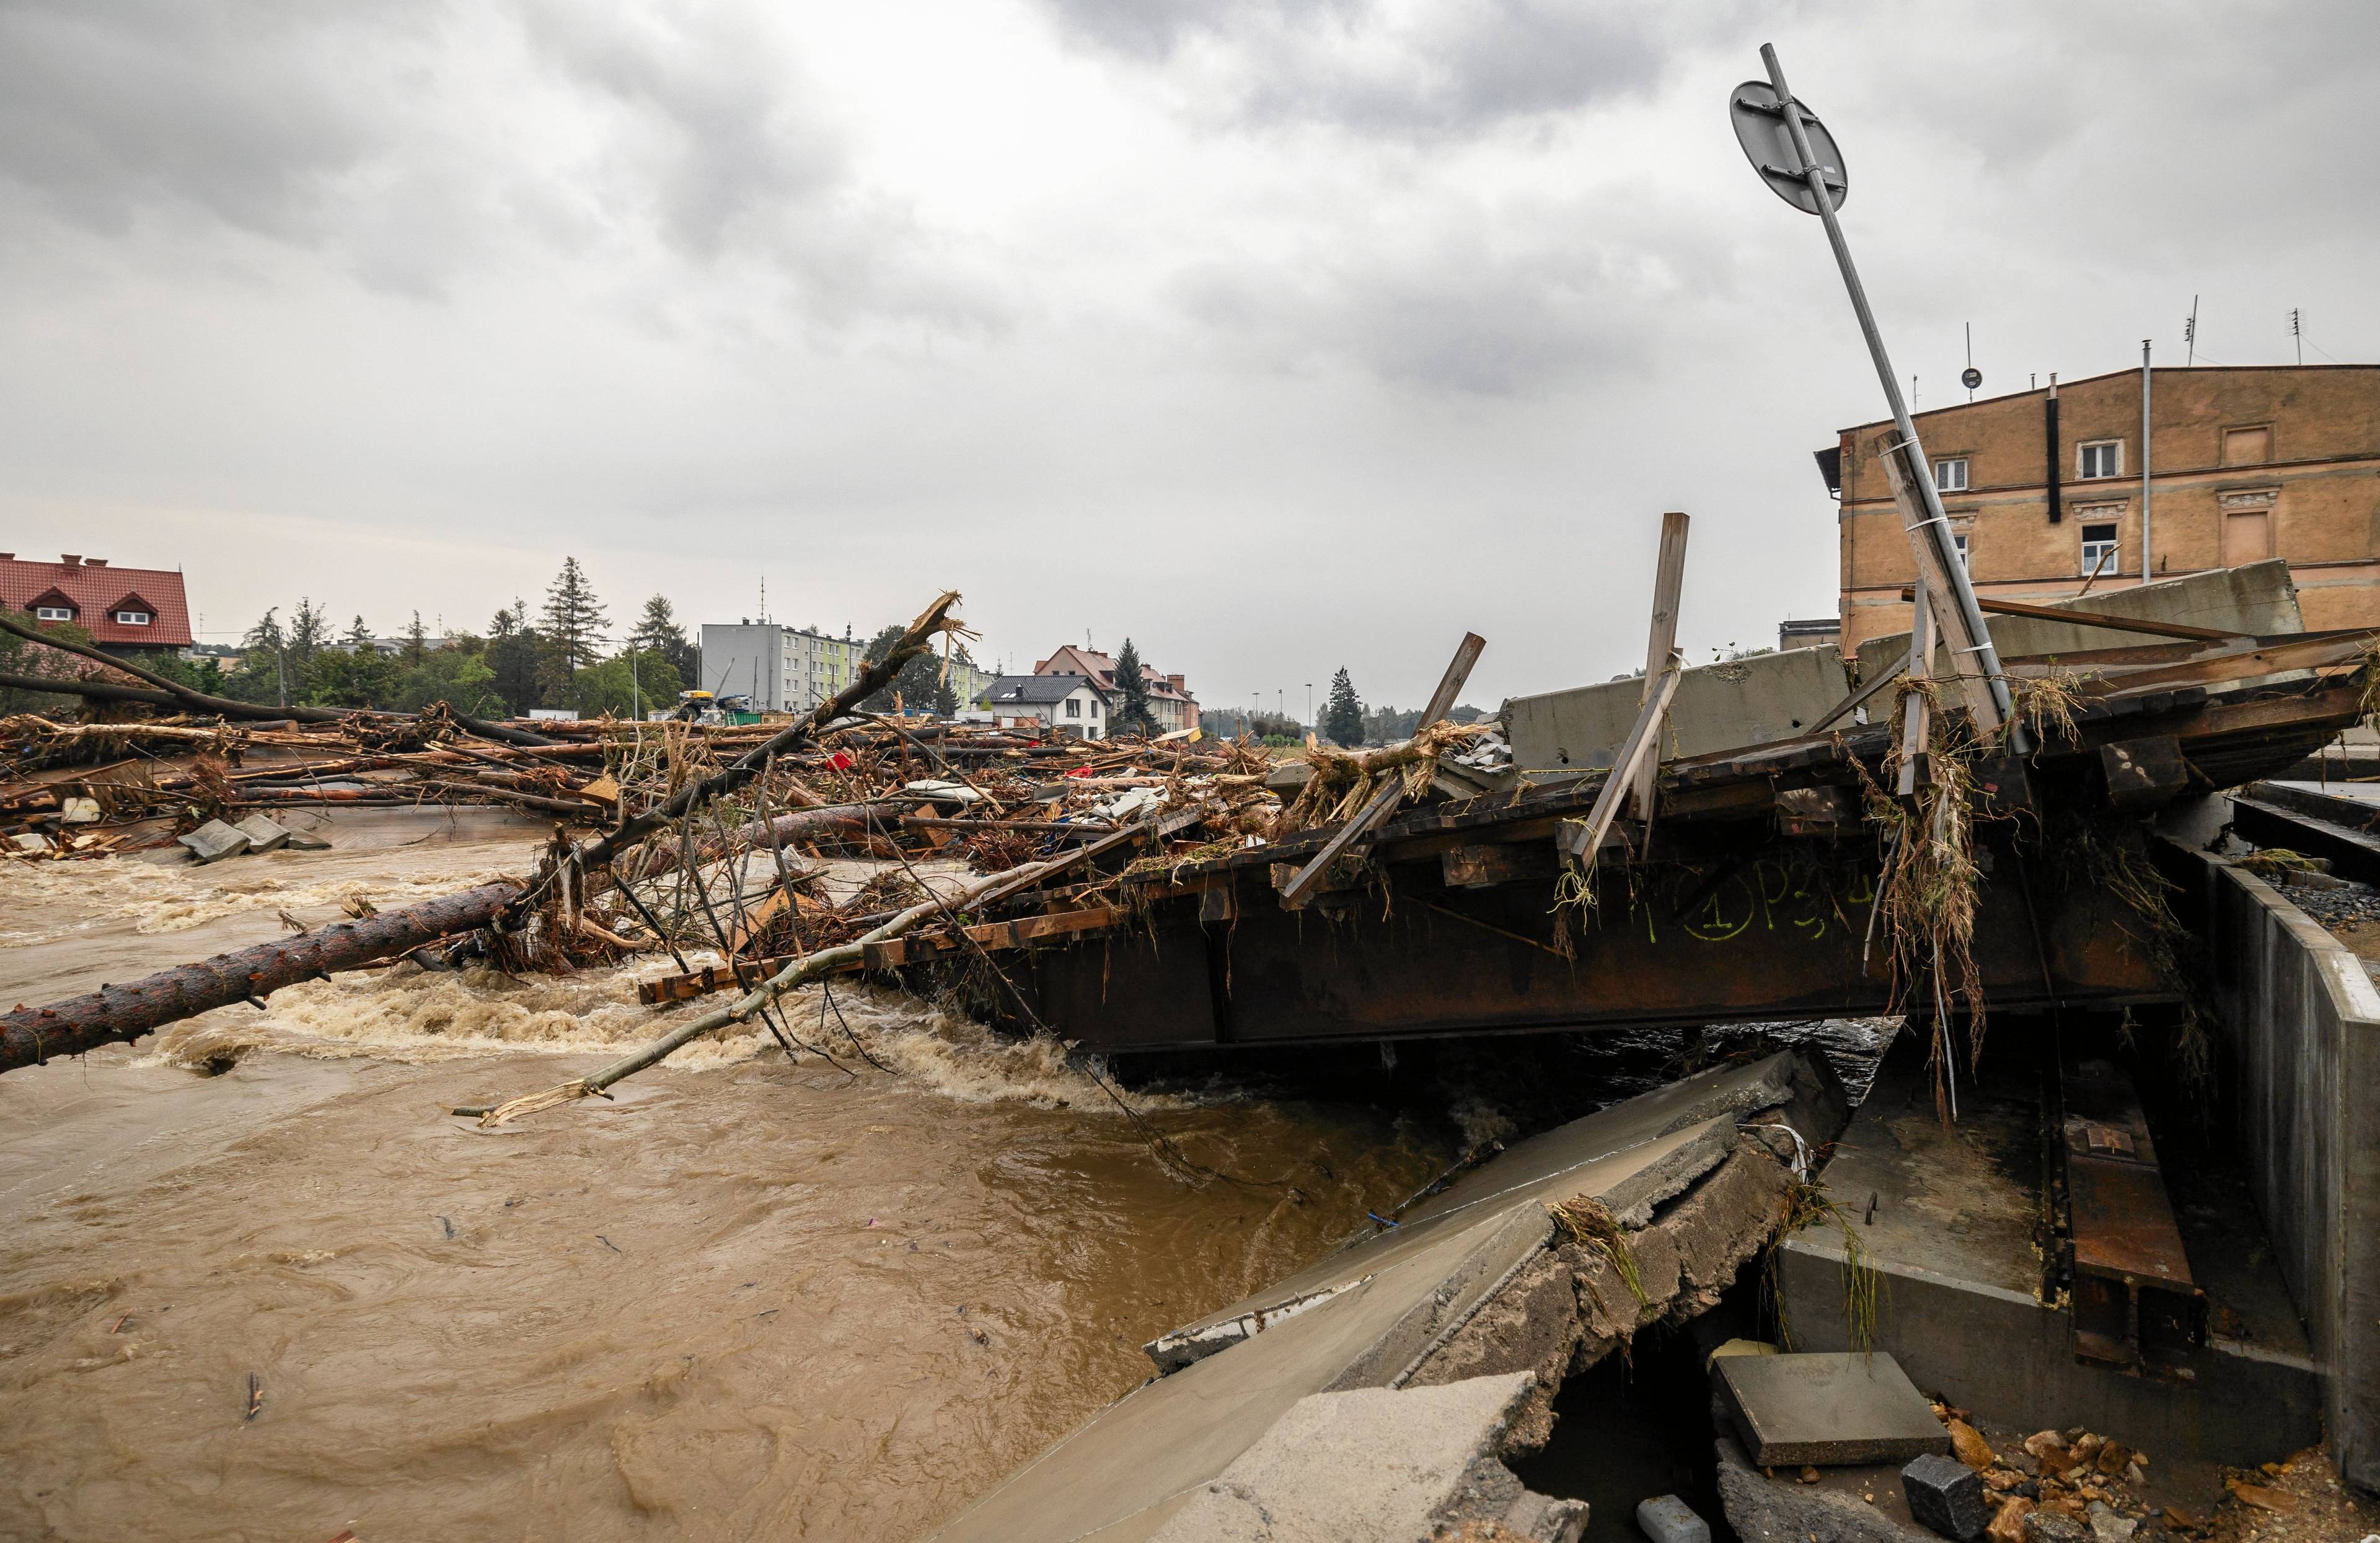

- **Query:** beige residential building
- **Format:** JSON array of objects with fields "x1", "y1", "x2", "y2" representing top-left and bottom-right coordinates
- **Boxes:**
[{"x1": 1824, "y1": 364, "x2": 2380, "y2": 655}]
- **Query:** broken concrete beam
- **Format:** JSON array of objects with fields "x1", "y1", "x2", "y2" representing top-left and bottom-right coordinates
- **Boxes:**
[
  {"x1": 1902, "y1": 1452, "x2": 1988, "y2": 1541},
  {"x1": 933, "y1": 1053, "x2": 1849, "y2": 1543},
  {"x1": 1715, "y1": 1352, "x2": 1948, "y2": 1467},
  {"x1": 1146, "y1": 1372, "x2": 1585, "y2": 1543},
  {"x1": 232, "y1": 814, "x2": 294, "y2": 853},
  {"x1": 176, "y1": 819, "x2": 251, "y2": 864},
  {"x1": 1637, "y1": 1493, "x2": 1714, "y2": 1543}
]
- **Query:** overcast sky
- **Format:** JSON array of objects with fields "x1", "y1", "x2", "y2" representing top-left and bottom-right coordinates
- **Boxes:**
[{"x1": 2, "y1": 1, "x2": 2374, "y2": 714}]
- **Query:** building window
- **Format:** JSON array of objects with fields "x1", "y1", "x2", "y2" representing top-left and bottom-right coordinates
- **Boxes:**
[
  {"x1": 34, "y1": 605, "x2": 71, "y2": 621},
  {"x1": 115, "y1": 610, "x2": 151, "y2": 625},
  {"x1": 1065, "y1": 698, "x2": 1081, "y2": 718},
  {"x1": 2078, "y1": 440, "x2": 2122, "y2": 480},
  {"x1": 2080, "y1": 523, "x2": 2120, "y2": 578},
  {"x1": 1090, "y1": 697, "x2": 1101, "y2": 716},
  {"x1": 1951, "y1": 534, "x2": 1970, "y2": 571},
  {"x1": 1933, "y1": 457, "x2": 1969, "y2": 493}
]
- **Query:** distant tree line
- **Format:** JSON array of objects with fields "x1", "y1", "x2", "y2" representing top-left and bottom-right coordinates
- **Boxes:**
[
  {"x1": 0, "y1": 558, "x2": 705, "y2": 721},
  {"x1": 201, "y1": 559, "x2": 700, "y2": 718}
]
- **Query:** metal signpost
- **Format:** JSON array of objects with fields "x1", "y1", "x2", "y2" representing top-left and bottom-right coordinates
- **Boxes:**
[{"x1": 1731, "y1": 45, "x2": 2020, "y2": 745}]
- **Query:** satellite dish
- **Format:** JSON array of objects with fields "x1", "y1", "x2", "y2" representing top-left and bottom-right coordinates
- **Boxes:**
[
  {"x1": 1729, "y1": 81, "x2": 1847, "y2": 214},
  {"x1": 1962, "y1": 366, "x2": 1983, "y2": 390}
]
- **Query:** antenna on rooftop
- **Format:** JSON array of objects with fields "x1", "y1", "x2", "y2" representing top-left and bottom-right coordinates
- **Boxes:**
[
  {"x1": 2185, "y1": 295, "x2": 2199, "y2": 366},
  {"x1": 2291, "y1": 308, "x2": 2303, "y2": 366},
  {"x1": 1962, "y1": 323, "x2": 1980, "y2": 399},
  {"x1": 759, "y1": 575, "x2": 769, "y2": 623}
]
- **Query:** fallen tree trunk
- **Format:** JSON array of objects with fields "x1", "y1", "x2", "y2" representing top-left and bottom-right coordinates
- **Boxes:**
[
  {"x1": 0, "y1": 883, "x2": 517, "y2": 1073},
  {"x1": 0, "y1": 592, "x2": 969, "y2": 1079},
  {"x1": 463, "y1": 853, "x2": 1057, "y2": 1127},
  {"x1": 0, "y1": 670, "x2": 183, "y2": 711}
]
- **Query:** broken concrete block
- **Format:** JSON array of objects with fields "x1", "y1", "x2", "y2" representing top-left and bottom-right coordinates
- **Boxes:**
[
  {"x1": 177, "y1": 819, "x2": 252, "y2": 864},
  {"x1": 9, "y1": 831, "x2": 52, "y2": 853},
  {"x1": 1902, "y1": 1452, "x2": 1988, "y2": 1540},
  {"x1": 283, "y1": 830, "x2": 332, "y2": 850},
  {"x1": 232, "y1": 814, "x2": 294, "y2": 853},
  {"x1": 1714, "y1": 1351, "x2": 1949, "y2": 1467},
  {"x1": 1636, "y1": 1493, "x2": 1712, "y2": 1543},
  {"x1": 60, "y1": 796, "x2": 100, "y2": 824},
  {"x1": 1145, "y1": 1373, "x2": 1585, "y2": 1543}
]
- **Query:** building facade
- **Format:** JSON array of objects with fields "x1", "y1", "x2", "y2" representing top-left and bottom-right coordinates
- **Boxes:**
[
  {"x1": 1826, "y1": 364, "x2": 2380, "y2": 655},
  {"x1": 700, "y1": 622, "x2": 991, "y2": 714},
  {"x1": 982, "y1": 674, "x2": 1108, "y2": 737},
  {"x1": 1030, "y1": 643, "x2": 1199, "y2": 733},
  {"x1": 1, "y1": 553, "x2": 195, "y2": 653},
  {"x1": 697, "y1": 623, "x2": 865, "y2": 713}
]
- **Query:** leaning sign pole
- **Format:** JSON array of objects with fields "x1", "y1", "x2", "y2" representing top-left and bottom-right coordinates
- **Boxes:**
[{"x1": 1732, "y1": 44, "x2": 2020, "y2": 746}]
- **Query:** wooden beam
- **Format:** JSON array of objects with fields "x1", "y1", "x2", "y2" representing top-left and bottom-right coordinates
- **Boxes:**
[
  {"x1": 1554, "y1": 656, "x2": 1682, "y2": 863},
  {"x1": 1631, "y1": 511, "x2": 1690, "y2": 818},
  {"x1": 1895, "y1": 588, "x2": 2243, "y2": 643},
  {"x1": 1881, "y1": 442, "x2": 2004, "y2": 731},
  {"x1": 1897, "y1": 574, "x2": 1935, "y2": 801},
  {"x1": 1807, "y1": 646, "x2": 1910, "y2": 736},
  {"x1": 1276, "y1": 631, "x2": 1486, "y2": 910}
]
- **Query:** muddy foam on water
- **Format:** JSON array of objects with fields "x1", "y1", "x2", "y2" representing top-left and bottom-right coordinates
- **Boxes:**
[{"x1": 1, "y1": 817, "x2": 1442, "y2": 1540}]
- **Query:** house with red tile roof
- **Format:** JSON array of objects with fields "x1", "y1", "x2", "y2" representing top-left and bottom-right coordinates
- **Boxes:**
[
  {"x1": 1, "y1": 553, "x2": 195, "y2": 653},
  {"x1": 1031, "y1": 643, "x2": 1199, "y2": 733}
]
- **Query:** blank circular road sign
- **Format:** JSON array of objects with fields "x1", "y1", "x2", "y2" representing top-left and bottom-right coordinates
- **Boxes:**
[{"x1": 1729, "y1": 80, "x2": 1847, "y2": 215}]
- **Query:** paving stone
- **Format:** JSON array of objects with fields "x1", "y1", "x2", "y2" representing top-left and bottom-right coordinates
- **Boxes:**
[
  {"x1": 9, "y1": 831, "x2": 52, "y2": 853},
  {"x1": 1902, "y1": 1452, "x2": 1988, "y2": 1540},
  {"x1": 60, "y1": 796, "x2": 100, "y2": 824},
  {"x1": 177, "y1": 819, "x2": 252, "y2": 864},
  {"x1": 232, "y1": 814, "x2": 294, "y2": 853},
  {"x1": 1636, "y1": 1493, "x2": 1712, "y2": 1543},
  {"x1": 1714, "y1": 1351, "x2": 1949, "y2": 1467}
]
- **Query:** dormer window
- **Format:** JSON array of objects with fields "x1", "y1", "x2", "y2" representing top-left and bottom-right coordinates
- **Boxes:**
[
  {"x1": 116, "y1": 610, "x2": 152, "y2": 626},
  {"x1": 35, "y1": 605, "x2": 71, "y2": 622}
]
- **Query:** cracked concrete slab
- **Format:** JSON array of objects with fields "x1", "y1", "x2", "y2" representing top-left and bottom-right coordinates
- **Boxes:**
[
  {"x1": 1147, "y1": 1372, "x2": 1585, "y2": 1543},
  {"x1": 930, "y1": 1052, "x2": 1848, "y2": 1543}
]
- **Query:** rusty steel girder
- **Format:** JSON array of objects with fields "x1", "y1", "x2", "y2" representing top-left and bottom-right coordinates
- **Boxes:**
[{"x1": 990, "y1": 839, "x2": 2174, "y2": 1054}]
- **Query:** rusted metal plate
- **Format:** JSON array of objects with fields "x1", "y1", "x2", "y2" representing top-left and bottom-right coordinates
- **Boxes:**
[
  {"x1": 1008, "y1": 843, "x2": 2174, "y2": 1051},
  {"x1": 2061, "y1": 1058, "x2": 2204, "y2": 1378}
]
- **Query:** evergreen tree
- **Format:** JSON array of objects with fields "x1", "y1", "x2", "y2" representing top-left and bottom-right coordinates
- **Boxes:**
[
  {"x1": 485, "y1": 600, "x2": 545, "y2": 717},
  {"x1": 403, "y1": 610, "x2": 429, "y2": 666},
  {"x1": 287, "y1": 597, "x2": 329, "y2": 679},
  {"x1": 1109, "y1": 638, "x2": 1157, "y2": 737},
  {"x1": 539, "y1": 557, "x2": 609, "y2": 692},
  {"x1": 1321, "y1": 667, "x2": 1365, "y2": 746},
  {"x1": 859, "y1": 623, "x2": 958, "y2": 716},
  {"x1": 227, "y1": 608, "x2": 290, "y2": 705},
  {"x1": 629, "y1": 594, "x2": 698, "y2": 686}
]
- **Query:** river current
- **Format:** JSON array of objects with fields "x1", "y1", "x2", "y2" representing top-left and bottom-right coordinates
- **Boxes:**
[{"x1": 0, "y1": 809, "x2": 1451, "y2": 1541}]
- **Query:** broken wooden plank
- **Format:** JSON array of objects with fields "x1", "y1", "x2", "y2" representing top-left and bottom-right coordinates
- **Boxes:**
[
  {"x1": 1895, "y1": 588, "x2": 2244, "y2": 643},
  {"x1": 1897, "y1": 574, "x2": 1935, "y2": 801},
  {"x1": 1631, "y1": 511, "x2": 1691, "y2": 819},
  {"x1": 1554, "y1": 656, "x2": 1681, "y2": 863},
  {"x1": 1276, "y1": 631, "x2": 1486, "y2": 910}
]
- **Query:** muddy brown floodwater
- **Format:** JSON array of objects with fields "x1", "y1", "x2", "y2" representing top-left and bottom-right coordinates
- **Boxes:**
[{"x1": 0, "y1": 809, "x2": 1450, "y2": 1541}]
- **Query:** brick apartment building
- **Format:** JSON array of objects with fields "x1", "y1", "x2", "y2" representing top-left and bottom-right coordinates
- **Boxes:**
[
  {"x1": 1823, "y1": 364, "x2": 2380, "y2": 654},
  {"x1": 1, "y1": 553, "x2": 195, "y2": 654}
]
